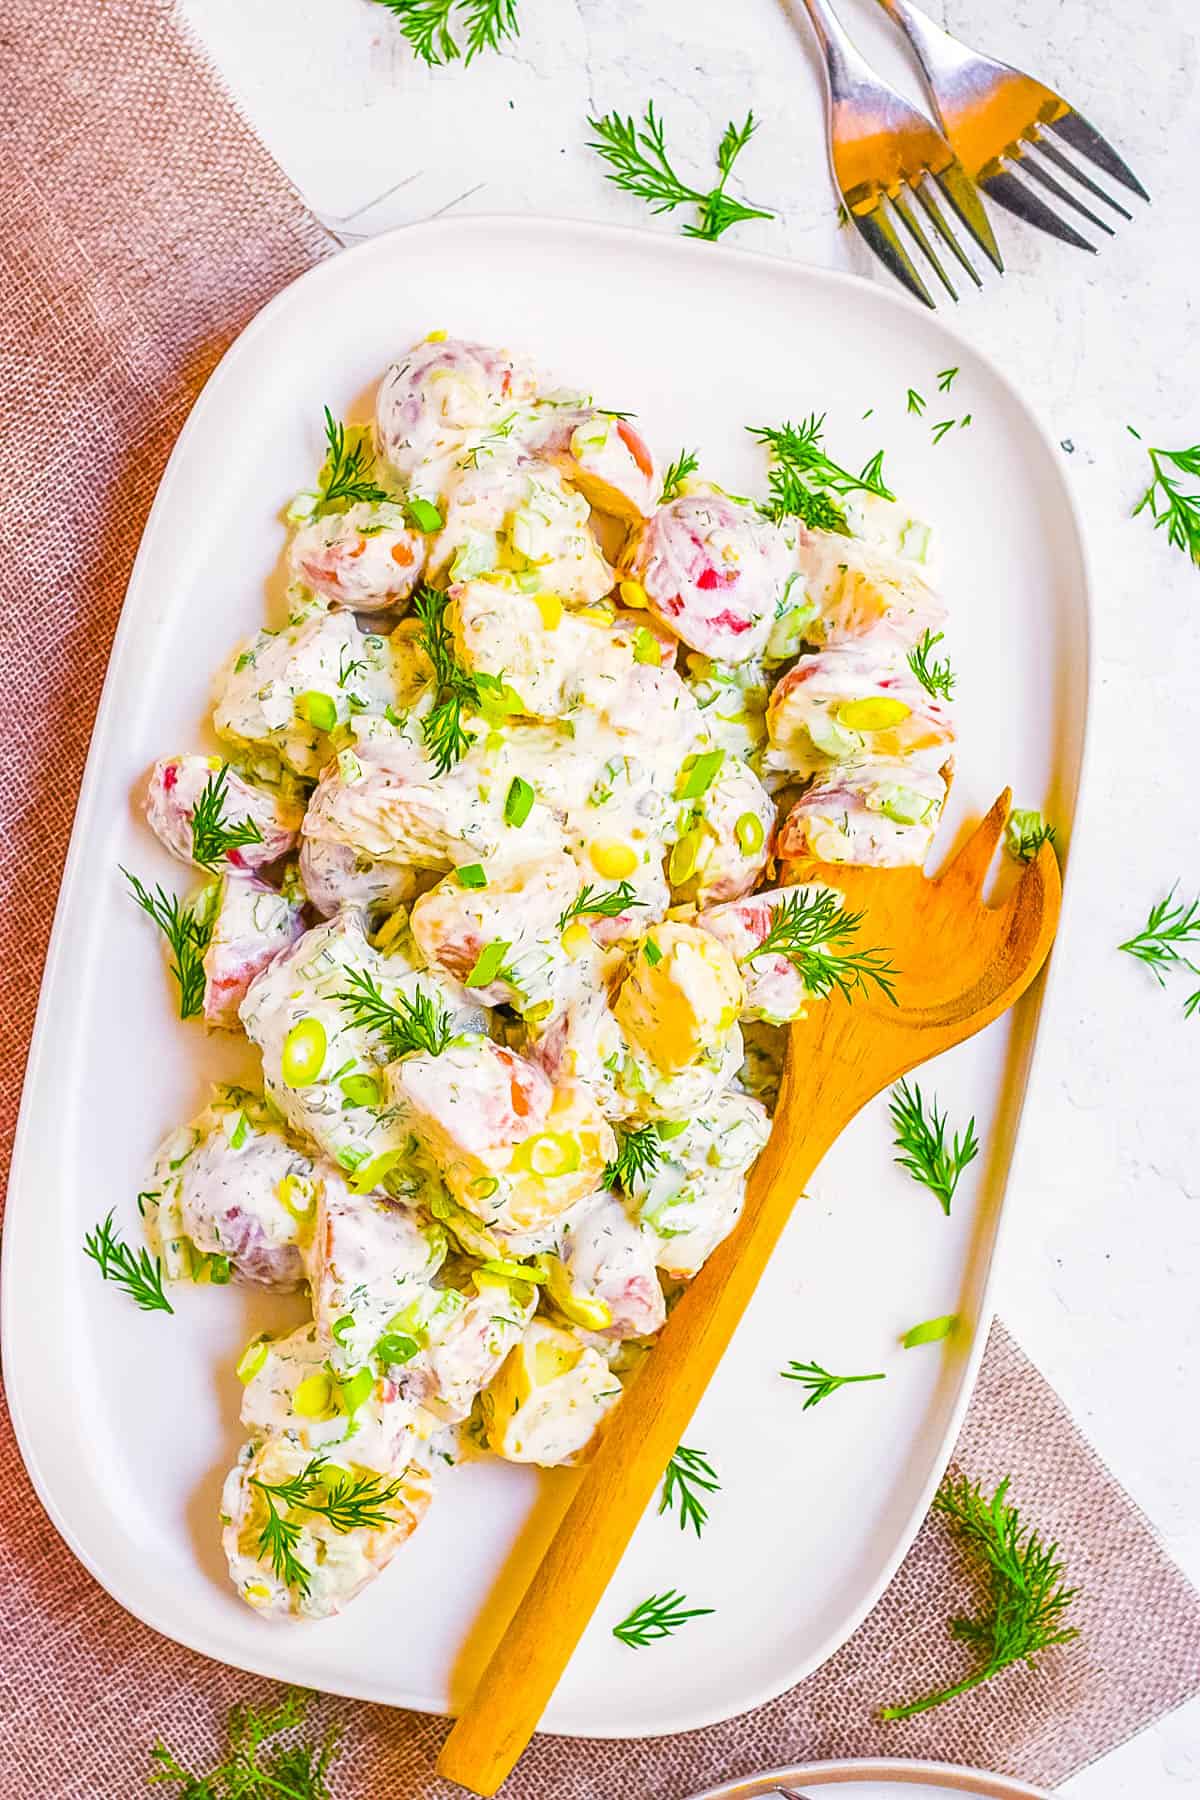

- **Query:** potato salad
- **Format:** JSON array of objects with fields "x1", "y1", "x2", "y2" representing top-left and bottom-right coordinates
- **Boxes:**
[{"x1": 128, "y1": 333, "x2": 955, "y2": 1622}]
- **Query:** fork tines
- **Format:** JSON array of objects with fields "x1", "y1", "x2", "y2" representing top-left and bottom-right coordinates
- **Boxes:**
[
  {"x1": 853, "y1": 162, "x2": 1000, "y2": 309},
  {"x1": 980, "y1": 108, "x2": 1148, "y2": 252}
]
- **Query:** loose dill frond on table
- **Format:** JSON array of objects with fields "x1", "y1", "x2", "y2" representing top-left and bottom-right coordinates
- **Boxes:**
[
  {"x1": 746, "y1": 888, "x2": 898, "y2": 1005},
  {"x1": 188, "y1": 764, "x2": 264, "y2": 870},
  {"x1": 1119, "y1": 885, "x2": 1200, "y2": 1018},
  {"x1": 1129, "y1": 427, "x2": 1200, "y2": 567},
  {"x1": 337, "y1": 968, "x2": 454, "y2": 1058},
  {"x1": 83, "y1": 1210, "x2": 173, "y2": 1314},
  {"x1": 659, "y1": 447, "x2": 699, "y2": 502},
  {"x1": 907, "y1": 628, "x2": 956, "y2": 701},
  {"x1": 881, "y1": 1472, "x2": 1080, "y2": 1720},
  {"x1": 557, "y1": 881, "x2": 642, "y2": 931},
  {"x1": 372, "y1": 0, "x2": 519, "y2": 67},
  {"x1": 603, "y1": 1122, "x2": 663, "y2": 1193},
  {"x1": 780, "y1": 1360, "x2": 885, "y2": 1410},
  {"x1": 659, "y1": 1445, "x2": 721, "y2": 1536},
  {"x1": 937, "y1": 366, "x2": 959, "y2": 393},
  {"x1": 612, "y1": 1588, "x2": 714, "y2": 1647},
  {"x1": 588, "y1": 103, "x2": 774, "y2": 244},
  {"x1": 150, "y1": 1689, "x2": 342, "y2": 1798},
  {"x1": 314, "y1": 407, "x2": 389, "y2": 514},
  {"x1": 907, "y1": 388, "x2": 926, "y2": 416},
  {"x1": 889, "y1": 1077, "x2": 979, "y2": 1215},
  {"x1": 749, "y1": 412, "x2": 892, "y2": 533},
  {"x1": 122, "y1": 868, "x2": 216, "y2": 1020}
]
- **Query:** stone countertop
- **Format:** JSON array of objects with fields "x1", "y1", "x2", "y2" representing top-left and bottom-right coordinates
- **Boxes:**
[{"x1": 179, "y1": 0, "x2": 1200, "y2": 1787}]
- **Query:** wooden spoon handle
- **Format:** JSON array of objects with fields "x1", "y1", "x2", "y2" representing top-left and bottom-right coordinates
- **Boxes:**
[{"x1": 436, "y1": 1049, "x2": 856, "y2": 1795}]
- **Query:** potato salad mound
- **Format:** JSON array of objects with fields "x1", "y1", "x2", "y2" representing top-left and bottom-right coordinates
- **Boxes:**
[{"x1": 128, "y1": 333, "x2": 955, "y2": 1622}]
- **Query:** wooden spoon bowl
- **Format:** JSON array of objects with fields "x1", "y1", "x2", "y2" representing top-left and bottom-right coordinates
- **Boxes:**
[{"x1": 437, "y1": 789, "x2": 1061, "y2": 1794}]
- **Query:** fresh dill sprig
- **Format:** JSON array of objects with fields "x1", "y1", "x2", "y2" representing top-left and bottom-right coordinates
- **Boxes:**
[
  {"x1": 588, "y1": 103, "x2": 774, "y2": 244},
  {"x1": 150, "y1": 1690, "x2": 342, "y2": 1800},
  {"x1": 907, "y1": 628, "x2": 956, "y2": 701},
  {"x1": 188, "y1": 764, "x2": 265, "y2": 870},
  {"x1": 880, "y1": 1472, "x2": 1080, "y2": 1720},
  {"x1": 659, "y1": 1445, "x2": 721, "y2": 1536},
  {"x1": 412, "y1": 582, "x2": 507, "y2": 773},
  {"x1": 660, "y1": 447, "x2": 699, "y2": 503},
  {"x1": 937, "y1": 367, "x2": 959, "y2": 393},
  {"x1": 557, "y1": 881, "x2": 642, "y2": 931},
  {"x1": 1119, "y1": 886, "x2": 1200, "y2": 1018},
  {"x1": 83, "y1": 1211, "x2": 173, "y2": 1314},
  {"x1": 1005, "y1": 809, "x2": 1057, "y2": 865},
  {"x1": 931, "y1": 418, "x2": 957, "y2": 446},
  {"x1": 122, "y1": 868, "x2": 215, "y2": 1020},
  {"x1": 907, "y1": 388, "x2": 926, "y2": 416},
  {"x1": 337, "y1": 968, "x2": 454, "y2": 1058},
  {"x1": 372, "y1": 0, "x2": 519, "y2": 66},
  {"x1": 746, "y1": 888, "x2": 898, "y2": 1005},
  {"x1": 780, "y1": 1360, "x2": 885, "y2": 1410},
  {"x1": 749, "y1": 413, "x2": 893, "y2": 533},
  {"x1": 888, "y1": 1077, "x2": 979, "y2": 1215},
  {"x1": 315, "y1": 407, "x2": 388, "y2": 515},
  {"x1": 603, "y1": 1122, "x2": 663, "y2": 1192},
  {"x1": 1129, "y1": 428, "x2": 1200, "y2": 567},
  {"x1": 612, "y1": 1588, "x2": 714, "y2": 1647},
  {"x1": 249, "y1": 1453, "x2": 413, "y2": 1597}
]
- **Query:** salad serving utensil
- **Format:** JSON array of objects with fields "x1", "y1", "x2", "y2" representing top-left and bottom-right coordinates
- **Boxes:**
[
  {"x1": 785, "y1": 0, "x2": 1002, "y2": 308},
  {"x1": 872, "y1": 0, "x2": 1148, "y2": 251},
  {"x1": 436, "y1": 790, "x2": 1061, "y2": 1796}
]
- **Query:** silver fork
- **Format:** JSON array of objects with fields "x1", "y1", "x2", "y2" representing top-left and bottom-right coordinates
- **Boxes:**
[
  {"x1": 873, "y1": 0, "x2": 1149, "y2": 251},
  {"x1": 788, "y1": 0, "x2": 1002, "y2": 308}
]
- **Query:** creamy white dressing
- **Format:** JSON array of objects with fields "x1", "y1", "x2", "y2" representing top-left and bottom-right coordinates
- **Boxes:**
[{"x1": 130, "y1": 331, "x2": 957, "y2": 1621}]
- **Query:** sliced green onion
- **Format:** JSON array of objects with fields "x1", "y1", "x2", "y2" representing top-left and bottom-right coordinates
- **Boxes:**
[
  {"x1": 657, "y1": 1118, "x2": 688, "y2": 1139},
  {"x1": 477, "y1": 1258, "x2": 550, "y2": 1284},
  {"x1": 374, "y1": 1331, "x2": 420, "y2": 1366},
  {"x1": 469, "y1": 1174, "x2": 501, "y2": 1200},
  {"x1": 735, "y1": 811, "x2": 765, "y2": 855},
  {"x1": 339, "y1": 1072, "x2": 382, "y2": 1108},
  {"x1": 466, "y1": 939, "x2": 512, "y2": 988},
  {"x1": 281, "y1": 1016, "x2": 327, "y2": 1087},
  {"x1": 338, "y1": 1367, "x2": 374, "y2": 1416},
  {"x1": 406, "y1": 496, "x2": 443, "y2": 533},
  {"x1": 331, "y1": 1315, "x2": 355, "y2": 1346},
  {"x1": 235, "y1": 1336, "x2": 271, "y2": 1385},
  {"x1": 515, "y1": 1132, "x2": 582, "y2": 1178},
  {"x1": 676, "y1": 748, "x2": 725, "y2": 800},
  {"x1": 296, "y1": 690, "x2": 337, "y2": 733},
  {"x1": 643, "y1": 937, "x2": 663, "y2": 967},
  {"x1": 228, "y1": 1112, "x2": 249, "y2": 1150},
  {"x1": 902, "y1": 1313, "x2": 958, "y2": 1349},
  {"x1": 631, "y1": 625, "x2": 660, "y2": 666},
  {"x1": 504, "y1": 776, "x2": 534, "y2": 827},
  {"x1": 669, "y1": 830, "x2": 703, "y2": 886},
  {"x1": 350, "y1": 1147, "x2": 406, "y2": 1194},
  {"x1": 456, "y1": 864, "x2": 488, "y2": 889}
]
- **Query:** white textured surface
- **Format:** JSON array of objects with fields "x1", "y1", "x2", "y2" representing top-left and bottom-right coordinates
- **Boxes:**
[{"x1": 177, "y1": 0, "x2": 1200, "y2": 1787}]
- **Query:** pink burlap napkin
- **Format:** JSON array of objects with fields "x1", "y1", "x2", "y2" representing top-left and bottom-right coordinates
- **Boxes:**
[{"x1": 3, "y1": 4, "x2": 1200, "y2": 1796}]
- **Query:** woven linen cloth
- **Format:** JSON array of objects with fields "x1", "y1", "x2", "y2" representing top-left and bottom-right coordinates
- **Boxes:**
[{"x1": 4, "y1": 4, "x2": 1200, "y2": 1796}]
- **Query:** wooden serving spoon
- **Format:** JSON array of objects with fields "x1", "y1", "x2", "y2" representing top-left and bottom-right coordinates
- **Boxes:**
[{"x1": 437, "y1": 790, "x2": 1061, "y2": 1795}]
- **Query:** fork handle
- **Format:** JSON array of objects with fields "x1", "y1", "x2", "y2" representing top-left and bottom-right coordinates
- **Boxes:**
[
  {"x1": 788, "y1": 0, "x2": 878, "y2": 97},
  {"x1": 871, "y1": 0, "x2": 968, "y2": 85},
  {"x1": 435, "y1": 1044, "x2": 858, "y2": 1795}
]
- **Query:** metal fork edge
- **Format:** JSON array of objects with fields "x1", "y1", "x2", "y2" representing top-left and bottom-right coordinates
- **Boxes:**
[
  {"x1": 873, "y1": 0, "x2": 1148, "y2": 251},
  {"x1": 791, "y1": 0, "x2": 1001, "y2": 307}
]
